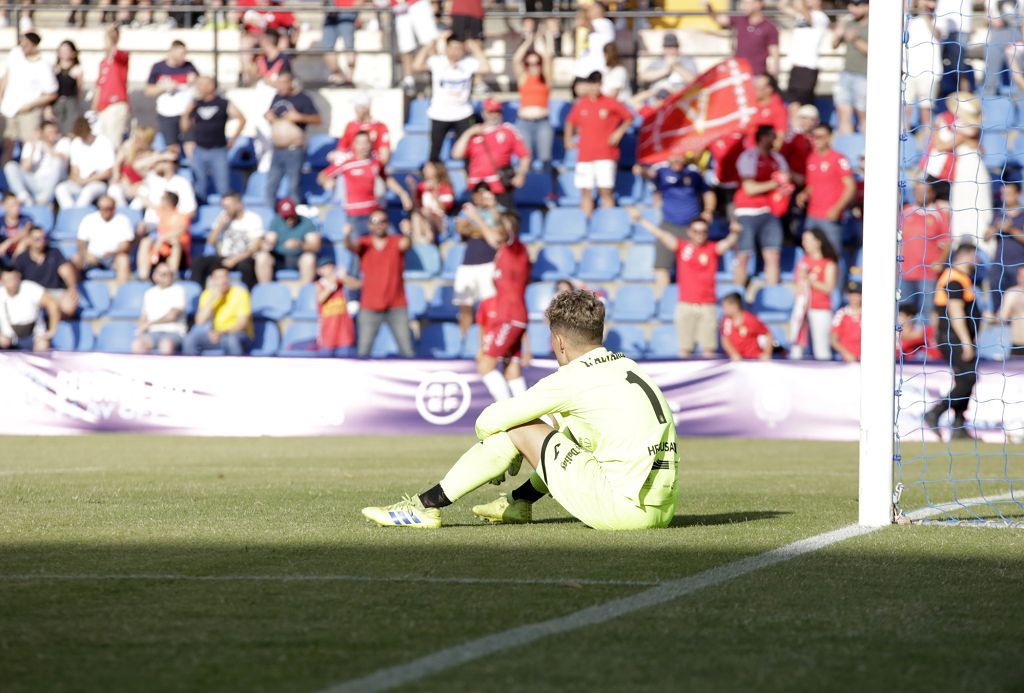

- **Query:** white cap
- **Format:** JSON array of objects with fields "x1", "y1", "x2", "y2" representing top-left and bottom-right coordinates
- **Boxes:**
[
  {"x1": 796, "y1": 104, "x2": 820, "y2": 119},
  {"x1": 352, "y1": 92, "x2": 372, "y2": 108}
]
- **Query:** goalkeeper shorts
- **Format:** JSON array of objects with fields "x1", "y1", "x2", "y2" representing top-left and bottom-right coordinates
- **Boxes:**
[{"x1": 537, "y1": 430, "x2": 677, "y2": 531}]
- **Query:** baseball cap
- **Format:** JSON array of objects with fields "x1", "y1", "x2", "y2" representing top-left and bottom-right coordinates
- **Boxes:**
[
  {"x1": 352, "y1": 92, "x2": 372, "y2": 108},
  {"x1": 23, "y1": 32, "x2": 41, "y2": 45},
  {"x1": 797, "y1": 104, "x2": 820, "y2": 119},
  {"x1": 316, "y1": 255, "x2": 336, "y2": 268},
  {"x1": 276, "y1": 197, "x2": 298, "y2": 219},
  {"x1": 482, "y1": 98, "x2": 503, "y2": 113},
  {"x1": 585, "y1": 71, "x2": 604, "y2": 83},
  {"x1": 663, "y1": 34, "x2": 679, "y2": 49}
]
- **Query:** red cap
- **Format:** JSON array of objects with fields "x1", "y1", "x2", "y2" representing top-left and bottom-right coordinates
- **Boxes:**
[
  {"x1": 482, "y1": 98, "x2": 503, "y2": 113},
  {"x1": 276, "y1": 197, "x2": 297, "y2": 218}
]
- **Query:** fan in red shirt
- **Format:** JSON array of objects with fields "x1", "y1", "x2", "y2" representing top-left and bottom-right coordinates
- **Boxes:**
[
  {"x1": 899, "y1": 180, "x2": 951, "y2": 319},
  {"x1": 477, "y1": 212, "x2": 531, "y2": 402},
  {"x1": 720, "y1": 292, "x2": 772, "y2": 360},
  {"x1": 452, "y1": 98, "x2": 531, "y2": 209},
  {"x1": 564, "y1": 72, "x2": 635, "y2": 218},
  {"x1": 831, "y1": 282, "x2": 863, "y2": 363},
  {"x1": 779, "y1": 104, "x2": 819, "y2": 184},
  {"x1": 897, "y1": 302, "x2": 940, "y2": 362},
  {"x1": 331, "y1": 92, "x2": 392, "y2": 165},
  {"x1": 314, "y1": 257, "x2": 359, "y2": 357},
  {"x1": 745, "y1": 74, "x2": 789, "y2": 148},
  {"x1": 733, "y1": 124, "x2": 790, "y2": 287},
  {"x1": 406, "y1": 161, "x2": 456, "y2": 244},
  {"x1": 94, "y1": 26, "x2": 131, "y2": 147},
  {"x1": 796, "y1": 123, "x2": 857, "y2": 256}
]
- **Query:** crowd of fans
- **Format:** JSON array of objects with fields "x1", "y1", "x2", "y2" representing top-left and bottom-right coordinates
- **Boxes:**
[{"x1": 0, "y1": 0, "x2": 1020, "y2": 368}]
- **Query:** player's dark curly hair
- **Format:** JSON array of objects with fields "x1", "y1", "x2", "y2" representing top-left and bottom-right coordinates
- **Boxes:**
[{"x1": 545, "y1": 289, "x2": 605, "y2": 346}]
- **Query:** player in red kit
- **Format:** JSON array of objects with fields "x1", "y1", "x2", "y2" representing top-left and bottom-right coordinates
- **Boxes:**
[{"x1": 478, "y1": 211, "x2": 531, "y2": 402}]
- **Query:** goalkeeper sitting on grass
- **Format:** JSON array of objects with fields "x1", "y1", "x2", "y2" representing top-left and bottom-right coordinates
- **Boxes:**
[{"x1": 362, "y1": 290, "x2": 680, "y2": 531}]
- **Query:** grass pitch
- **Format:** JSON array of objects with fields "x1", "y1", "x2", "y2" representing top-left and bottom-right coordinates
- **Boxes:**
[{"x1": 1, "y1": 435, "x2": 1022, "y2": 692}]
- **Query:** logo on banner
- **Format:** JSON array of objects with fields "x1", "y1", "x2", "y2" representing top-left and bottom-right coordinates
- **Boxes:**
[
  {"x1": 415, "y1": 371, "x2": 472, "y2": 425},
  {"x1": 752, "y1": 371, "x2": 793, "y2": 428}
]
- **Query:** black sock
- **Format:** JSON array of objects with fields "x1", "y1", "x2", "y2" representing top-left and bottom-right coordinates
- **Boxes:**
[
  {"x1": 511, "y1": 478, "x2": 546, "y2": 504},
  {"x1": 419, "y1": 484, "x2": 452, "y2": 509}
]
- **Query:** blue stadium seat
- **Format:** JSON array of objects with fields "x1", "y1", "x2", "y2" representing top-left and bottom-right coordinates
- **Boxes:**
[
  {"x1": 549, "y1": 99, "x2": 572, "y2": 129},
  {"x1": 900, "y1": 138, "x2": 922, "y2": 169},
  {"x1": 417, "y1": 322, "x2": 463, "y2": 358},
  {"x1": 251, "y1": 282, "x2": 293, "y2": 320},
  {"x1": 291, "y1": 283, "x2": 319, "y2": 321},
  {"x1": 251, "y1": 320, "x2": 282, "y2": 357},
  {"x1": 191, "y1": 205, "x2": 223, "y2": 240},
  {"x1": 977, "y1": 324, "x2": 1011, "y2": 361},
  {"x1": 369, "y1": 322, "x2": 401, "y2": 357},
  {"x1": 329, "y1": 243, "x2": 357, "y2": 275},
  {"x1": 501, "y1": 100, "x2": 519, "y2": 123},
  {"x1": 657, "y1": 286, "x2": 678, "y2": 323},
  {"x1": 520, "y1": 208, "x2": 544, "y2": 243},
  {"x1": 526, "y1": 281, "x2": 556, "y2": 320},
  {"x1": 577, "y1": 246, "x2": 622, "y2": 281},
  {"x1": 179, "y1": 281, "x2": 202, "y2": 315},
  {"x1": 228, "y1": 137, "x2": 257, "y2": 169},
  {"x1": 389, "y1": 135, "x2": 429, "y2": 171},
  {"x1": 621, "y1": 245, "x2": 656, "y2": 282},
  {"x1": 243, "y1": 172, "x2": 268, "y2": 205},
  {"x1": 557, "y1": 145, "x2": 578, "y2": 170},
  {"x1": 107, "y1": 280, "x2": 151, "y2": 319},
  {"x1": 833, "y1": 134, "x2": 866, "y2": 166},
  {"x1": 439, "y1": 243, "x2": 465, "y2": 280},
  {"x1": 95, "y1": 321, "x2": 136, "y2": 353},
  {"x1": 716, "y1": 282, "x2": 744, "y2": 301},
  {"x1": 981, "y1": 97, "x2": 1016, "y2": 131},
  {"x1": 78, "y1": 280, "x2": 110, "y2": 319},
  {"x1": 513, "y1": 172, "x2": 553, "y2": 206},
  {"x1": 614, "y1": 170, "x2": 645, "y2": 205},
  {"x1": 769, "y1": 323, "x2": 791, "y2": 351},
  {"x1": 279, "y1": 322, "x2": 320, "y2": 356},
  {"x1": 618, "y1": 130, "x2": 638, "y2": 169},
  {"x1": 56, "y1": 239, "x2": 77, "y2": 260},
  {"x1": 528, "y1": 321, "x2": 553, "y2": 357},
  {"x1": 631, "y1": 208, "x2": 661, "y2": 244},
  {"x1": 405, "y1": 98, "x2": 430, "y2": 133},
  {"x1": 647, "y1": 325, "x2": 680, "y2": 359},
  {"x1": 610, "y1": 285, "x2": 656, "y2": 322},
  {"x1": 24, "y1": 205, "x2": 54, "y2": 232},
  {"x1": 306, "y1": 134, "x2": 338, "y2": 170},
  {"x1": 604, "y1": 325, "x2": 646, "y2": 359},
  {"x1": 53, "y1": 207, "x2": 93, "y2": 241},
  {"x1": 531, "y1": 246, "x2": 576, "y2": 281},
  {"x1": 406, "y1": 282, "x2": 428, "y2": 319},
  {"x1": 753, "y1": 285, "x2": 795, "y2": 323},
  {"x1": 982, "y1": 132, "x2": 1010, "y2": 171},
  {"x1": 460, "y1": 324, "x2": 481, "y2": 359},
  {"x1": 589, "y1": 207, "x2": 632, "y2": 242},
  {"x1": 84, "y1": 265, "x2": 116, "y2": 280},
  {"x1": 555, "y1": 170, "x2": 582, "y2": 206},
  {"x1": 426, "y1": 284, "x2": 459, "y2": 321},
  {"x1": 301, "y1": 172, "x2": 331, "y2": 205},
  {"x1": 51, "y1": 320, "x2": 95, "y2": 352},
  {"x1": 447, "y1": 168, "x2": 468, "y2": 202},
  {"x1": 542, "y1": 208, "x2": 587, "y2": 243},
  {"x1": 322, "y1": 207, "x2": 347, "y2": 242},
  {"x1": 404, "y1": 243, "x2": 441, "y2": 279}
]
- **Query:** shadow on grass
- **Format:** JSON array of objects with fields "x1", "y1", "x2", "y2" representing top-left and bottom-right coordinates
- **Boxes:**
[{"x1": 518, "y1": 510, "x2": 791, "y2": 527}]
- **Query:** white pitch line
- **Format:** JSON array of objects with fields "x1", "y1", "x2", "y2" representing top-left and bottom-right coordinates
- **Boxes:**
[
  {"x1": 0, "y1": 466, "x2": 106, "y2": 476},
  {"x1": 319, "y1": 492, "x2": 1016, "y2": 693},
  {"x1": 0, "y1": 574, "x2": 658, "y2": 588}
]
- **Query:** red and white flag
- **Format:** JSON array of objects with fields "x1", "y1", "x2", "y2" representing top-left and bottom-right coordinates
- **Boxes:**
[{"x1": 637, "y1": 59, "x2": 759, "y2": 165}]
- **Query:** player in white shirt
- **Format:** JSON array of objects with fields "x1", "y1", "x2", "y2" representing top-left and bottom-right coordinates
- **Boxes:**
[
  {"x1": 74, "y1": 194, "x2": 134, "y2": 284},
  {"x1": 132, "y1": 261, "x2": 187, "y2": 354},
  {"x1": 0, "y1": 265, "x2": 60, "y2": 351},
  {"x1": 54, "y1": 117, "x2": 116, "y2": 209},
  {"x1": 0, "y1": 32, "x2": 58, "y2": 165}
]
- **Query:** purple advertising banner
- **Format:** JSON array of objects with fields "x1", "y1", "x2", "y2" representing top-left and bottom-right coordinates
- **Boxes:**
[{"x1": 0, "y1": 353, "x2": 1021, "y2": 441}]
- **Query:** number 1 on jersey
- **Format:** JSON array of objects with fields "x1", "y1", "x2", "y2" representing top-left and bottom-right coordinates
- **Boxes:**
[{"x1": 626, "y1": 370, "x2": 667, "y2": 424}]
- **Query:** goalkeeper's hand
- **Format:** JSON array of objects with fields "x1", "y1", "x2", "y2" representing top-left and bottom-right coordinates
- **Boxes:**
[{"x1": 488, "y1": 453, "x2": 524, "y2": 485}]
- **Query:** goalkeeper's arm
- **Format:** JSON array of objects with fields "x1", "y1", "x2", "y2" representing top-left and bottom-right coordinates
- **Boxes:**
[{"x1": 475, "y1": 373, "x2": 570, "y2": 440}]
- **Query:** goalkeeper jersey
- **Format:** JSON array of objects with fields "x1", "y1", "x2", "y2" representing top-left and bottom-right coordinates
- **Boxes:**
[{"x1": 475, "y1": 347, "x2": 679, "y2": 500}]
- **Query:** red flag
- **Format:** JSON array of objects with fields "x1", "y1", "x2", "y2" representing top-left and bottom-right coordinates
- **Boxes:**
[{"x1": 637, "y1": 59, "x2": 759, "y2": 165}]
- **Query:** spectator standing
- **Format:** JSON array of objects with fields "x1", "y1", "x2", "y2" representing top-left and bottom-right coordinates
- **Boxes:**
[
  {"x1": 522, "y1": 1, "x2": 560, "y2": 44},
  {"x1": 900, "y1": 179, "x2": 950, "y2": 319},
  {"x1": 183, "y1": 265, "x2": 253, "y2": 356},
  {"x1": 266, "y1": 197, "x2": 321, "y2": 283},
  {"x1": 315, "y1": 256, "x2": 359, "y2": 356},
  {"x1": 780, "y1": 104, "x2": 819, "y2": 187},
  {"x1": 319, "y1": 131, "x2": 411, "y2": 236},
  {"x1": 639, "y1": 34, "x2": 698, "y2": 93},
  {"x1": 920, "y1": 92, "x2": 979, "y2": 196},
  {"x1": 74, "y1": 195, "x2": 134, "y2": 284},
  {"x1": 746, "y1": 74, "x2": 789, "y2": 149},
  {"x1": 414, "y1": 36, "x2": 492, "y2": 163},
  {"x1": 451, "y1": 0, "x2": 485, "y2": 42},
  {"x1": 905, "y1": 0, "x2": 941, "y2": 133},
  {"x1": 93, "y1": 27, "x2": 130, "y2": 147},
  {"x1": 51, "y1": 40, "x2": 83, "y2": 135},
  {"x1": 453, "y1": 184, "x2": 502, "y2": 334},
  {"x1": 779, "y1": 0, "x2": 830, "y2": 122},
  {"x1": 393, "y1": 0, "x2": 442, "y2": 92},
  {"x1": 987, "y1": 181, "x2": 1024, "y2": 308},
  {"x1": 191, "y1": 193, "x2": 268, "y2": 289},
  {"x1": 136, "y1": 191, "x2": 192, "y2": 280},
  {"x1": 0, "y1": 265, "x2": 59, "y2": 352},
  {"x1": 564, "y1": 71, "x2": 634, "y2": 219},
  {"x1": 251, "y1": 29, "x2": 292, "y2": 168},
  {"x1": 145, "y1": 41, "x2": 198, "y2": 158},
  {"x1": 239, "y1": 0, "x2": 298, "y2": 85},
  {"x1": 0, "y1": 32, "x2": 58, "y2": 165},
  {"x1": 601, "y1": 44, "x2": 633, "y2": 104},
  {"x1": 984, "y1": 0, "x2": 1022, "y2": 96},
  {"x1": 452, "y1": 98, "x2": 531, "y2": 209},
  {"x1": 948, "y1": 103, "x2": 992, "y2": 257},
  {"x1": 13, "y1": 225, "x2": 79, "y2": 317},
  {"x1": 797, "y1": 123, "x2": 856, "y2": 254},
  {"x1": 733, "y1": 124, "x2": 790, "y2": 287},
  {"x1": 513, "y1": 34, "x2": 554, "y2": 172},
  {"x1": 405, "y1": 161, "x2": 455, "y2": 244},
  {"x1": 0, "y1": 193, "x2": 31, "y2": 256},
  {"x1": 132, "y1": 262, "x2": 187, "y2": 354},
  {"x1": 790, "y1": 227, "x2": 839, "y2": 360},
  {"x1": 333, "y1": 92, "x2": 391, "y2": 164},
  {"x1": 3, "y1": 120, "x2": 68, "y2": 206},
  {"x1": 55, "y1": 117, "x2": 115, "y2": 209},
  {"x1": 999, "y1": 266, "x2": 1024, "y2": 357},
  {"x1": 181, "y1": 76, "x2": 246, "y2": 204},
  {"x1": 935, "y1": 0, "x2": 975, "y2": 98},
  {"x1": 831, "y1": 280, "x2": 863, "y2": 363},
  {"x1": 720, "y1": 292, "x2": 772, "y2": 360},
  {"x1": 322, "y1": 0, "x2": 361, "y2": 87},
  {"x1": 573, "y1": 2, "x2": 615, "y2": 82},
  {"x1": 342, "y1": 210, "x2": 415, "y2": 357},
  {"x1": 265, "y1": 72, "x2": 323, "y2": 209},
  {"x1": 706, "y1": 0, "x2": 779, "y2": 77},
  {"x1": 831, "y1": 0, "x2": 869, "y2": 134}
]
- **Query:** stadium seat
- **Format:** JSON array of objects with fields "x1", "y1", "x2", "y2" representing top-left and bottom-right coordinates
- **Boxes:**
[
  {"x1": 618, "y1": 130, "x2": 638, "y2": 169},
  {"x1": 53, "y1": 207, "x2": 93, "y2": 241},
  {"x1": 23, "y1": 205, "x2": 54, "y2": 233},
  {"x1": 322, "y1": 207, "x2": 347, "y2": 242},
  {"x1": 107, "y1": 280, "x2": 151, "y2": 320},
  {"x1": 228, "y1": 137, "x2": 257, "y2": 169},
  {"x1": 447, "y1": 168, "x2": 468, "y2": 202},
  {"x1": 610, "y1": 285, "x2": 656, "y2": 322},
  {"x1": 405, "y1": 98, "x2": 430, "y2": 133},
  {"x1": 647, "y1": 325, "x2": 680, "y2": 359},
  {"x1": 621, "y1": 245, "x2": 656, "y2": 282},
  {"x1": 51, "y1": 320, "x2": 95, "y2": 352},
  {"x1": 716, "y1": 282, "x2": 744, "y2": 301},
  {"x1": 404, "y1": 243, "x2": 441, "y2": 279},
  {"x1": 526, "y1": 281, "x2": 556, "y2": 320},
  {"x1": 291, "y1": 283, "x2": 319, "y2": 321},
  {"x1": 439, "y1": 243, "x2": 465, "y2": 280},
  {"x1": 977, "y1": 324, "x2": 1011, "y2": 361},
  {"x1": 329, "y1": 243, "x2": 357, "y2": 275},
  {"x1": 513, "y1": 172, "x2": 553, "y2": 207},
  {"x1": 577, "y1": 246, "x2": 622, "y2": 282},
  {"x1": 604, "y1": 325, "x2": 646, "y2": 359},
  {"x1": 251, "y1": 282, "x2": 293, "y2": 321},
  {"x1": 531, "y1": 246, "x2": 576, "y2": 281},
  {"x1": 179, "y1": 281, "x2": 202, "y2": 315},
  {"x1": 520, "y1": 208, "x2": 544, "y2": 243},
  {"x1": 417, "y1": 322, "x2": 463, "y2": 358},
  {"x1": 191, "y1": 204, "x2": 223, "y2": 240},
  {"x1": 300, "y1": 172, "x2": 331, "y2": 205},
  {"x1": 389, "y1": 135, "x2": 429, "y2": 171},
  {"x1": 306, "y1": 134, "x2": 338, "y2": 170},
  {"x1": 251, "y1": 320, "x2": 282, "y2": 357},
  {"x1": 982, "y1": 132, "x2": 1010, "y2": 171},
  {"x1": 406, "y1": 282, "x2": 428, "y2": 319},
  {"x1": 631, "y1": 208, "x2": 661, "y2": 244},
  {"x1": 833, "y1": 134, "x2": 866, "y2": 166},
  {"x1": 528, "y1": 321, "x2": 553, "y2": 357},
  {"x1": 426, "y1": 284, "x2": 460, "y2": 321},
  {"x1": 460, "y1": 324, "x2": 481, "y2": 359},
  {"x1": 614, "y1": 170, "x2": 645, "y2": 205},
  {"x1": 542, "y1": 208, "x2": 587, "y2": 243},
  {"x1": 56, "y1": 239, "x2": 77, "y2": 260},
  {"x1": 555, "y1": 170, "x2": 582, "y2": 206},
  {"x1": 279, "y1": 322, "x2": 320, "y2": 357},
  {"x1": 549, "y1": 99, "x2": 572, "y2": 129},
  {"x1": 657, "y1": 286, "x2": 678, "y2": 323},
  {"x1": 95, "y1": 321, "x2": 136, "y2": 353},
  {"x1": 369, "y1": 322, "x2": 401, "y2": 357},
  {"x1": 78, "y1": 280, "x2": 110, "y2": 319},
  {"x1": 589, "y1": 207, "x2": 632, "y2": 242},
  {"x1": 753, "y1": 285, "x2": 795, "y2": 323},
  {"x1": 501, "y1": 100, "x2": 519, "y2": 123},
  {"x1": 981, "y1": 97, "x2": 1016, "y2": 131}
]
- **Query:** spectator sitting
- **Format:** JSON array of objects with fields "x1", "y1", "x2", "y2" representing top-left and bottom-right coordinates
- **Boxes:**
[
  {"x1": 831, "y1": 0, "x2": 869, "y2": 134},
  {"x1": 144, "y1": 40, "x2": 198, "y2": 158},
  {"x1": 55, "y1": 117, "x2": 116, "y2": 209},
  {"x1": 573, "y1": 2, "x2": 615, "y2": 83},
  {"x1": 601, "y1": 43, "x2": 633, "y2": 103},
  {"x1": 0, "y1": 32, "x2": 58, "y2": 165},
  {"x1": 393, "y1": 0, "x2": 441, "y2": 92},
  {"x1": 405, "y1": 161, "x2": 455, "y2": 244},
  {"x1": 107, "y1": 127, "x2": 164, "y2": 209},
  {"x1": 779, "y1": 0, "x2": 830, "y2": 124},
  {"x1": 451, "y1": 98, "x2": 531, "y2": 210},
  {"x1": 137, "y1": 191, "x2": 191, "y2": 280},
  {"x1": 512, "y1": 32, "x2": 555, "y2": 172},
  {"x1": 132, "y1": 261, "x2": 187, "y2": 355},
  {"x1": 191, "y1": 193, "x2": 268, "y2": 289},
  {"x1": 733, "y1": 124, "x2": 790, "y2": 287},
  {"x1": 1000, "y1": 266, "x2": 1024, "y2": 357},
  {"x1": 797, "y1": 123, "x2": 856, "y2": 254},
  {"x1": 92, "y1": 26, "x2": 131, "y2": 148},
  {"x1": 314, "y1": 256, "x2": 360, "y2": 357},
  {"x1": 180, "y1": 75, "x2": 246, "y2": 204},
  {"x1": 898, "y1": 300, "x2": 939, "y2": 362},
  {"x1": 332, "y1": 92, "x2": 392, "y2": 165},
  {"x1": 264, "y1": 71, "x2": 323, "y2": 209},
  {"x1": 342, "y1": 210, "x2": 416, "y2": 358},
  {"x1": 900, "y1": 178, "x2": 950, "y2": 319},
  {"x1": 633, "y1": 209, "x2": 739, "y2": 357},
  {"x1": 50, "y1": 40, "x2": 84, "y2": 135},
  {"x1": 988, "y1": 181, "x2": 1024, "y2": 310},
  {"x1": 453, "y1": 183, "x2": 503, "y2": 335},
  {"x1": 13, "y1": 225, "x2": 79, "y2": 317},
  {"x1": 3, "y1": 120, "x2": 68, "y2": 206},
  {"x1": 1, "y1": 193, "x2": 33, "y2": 256},
  {"x1": 321, "y1": 0, "x2": 360, "y2": 87},
  {"x1": 720, "y1": 292, "x2": 772, "y2": 361},
  {"x1": 831, "y1": 280, "x2": 863, "y2": 363},
  {"x1": 132, "y1": 159, "x2": 198, "y2": 238},
  {"x1": 413, "y1": 35, "x2": 492, "y2": 162},
  {"x1": 639, "y1": 33, "x2": 698, "y2": 93},
  {"x1": 74, "y1": 195, "x2": 134, "y2": 284},
  {"x1": 780, "y1": 104, "x2": 818, "y2": 187},
  {"x1": 0, "y1": 264, "x2": 60, "y2": 352},
  {"x1": 266, "y1": 197, "x2": 320, "y2": 283},
  {"x1": 790, "y1": 227, "x2": 839, "y2": 361},
  {"x1": 564, "y1": 71, "x2": 634, "y2": 218},
  {"x1": 706, "y1": 0, "x2": 779, "y2": 77},
  {"x1": 183, "y1": 264, "x2": 253, "y2": 356}
]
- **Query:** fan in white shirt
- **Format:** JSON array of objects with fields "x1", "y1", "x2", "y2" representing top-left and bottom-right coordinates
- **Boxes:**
[
  {"x1": 0, "y1": 266, "x2": 60, "y2": 352},
  {"x1": 54, "y1": 117, "x2": 116, "y2": 209},
  {"x1": 132, "y1": 261, "x2": 188, "y2": 355},
  {"x1": 574, "y1": 4, "x2": 616, "y2": 79},
  {"x1": 1, "y1": 120, "x2": 69, "y2": 205},
  {"x1": 0, "y1": 35, "x2": 58, "y2": 163},
  {"x1": 73, "y1": 194, "x2": 134, "y2": 284}
]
